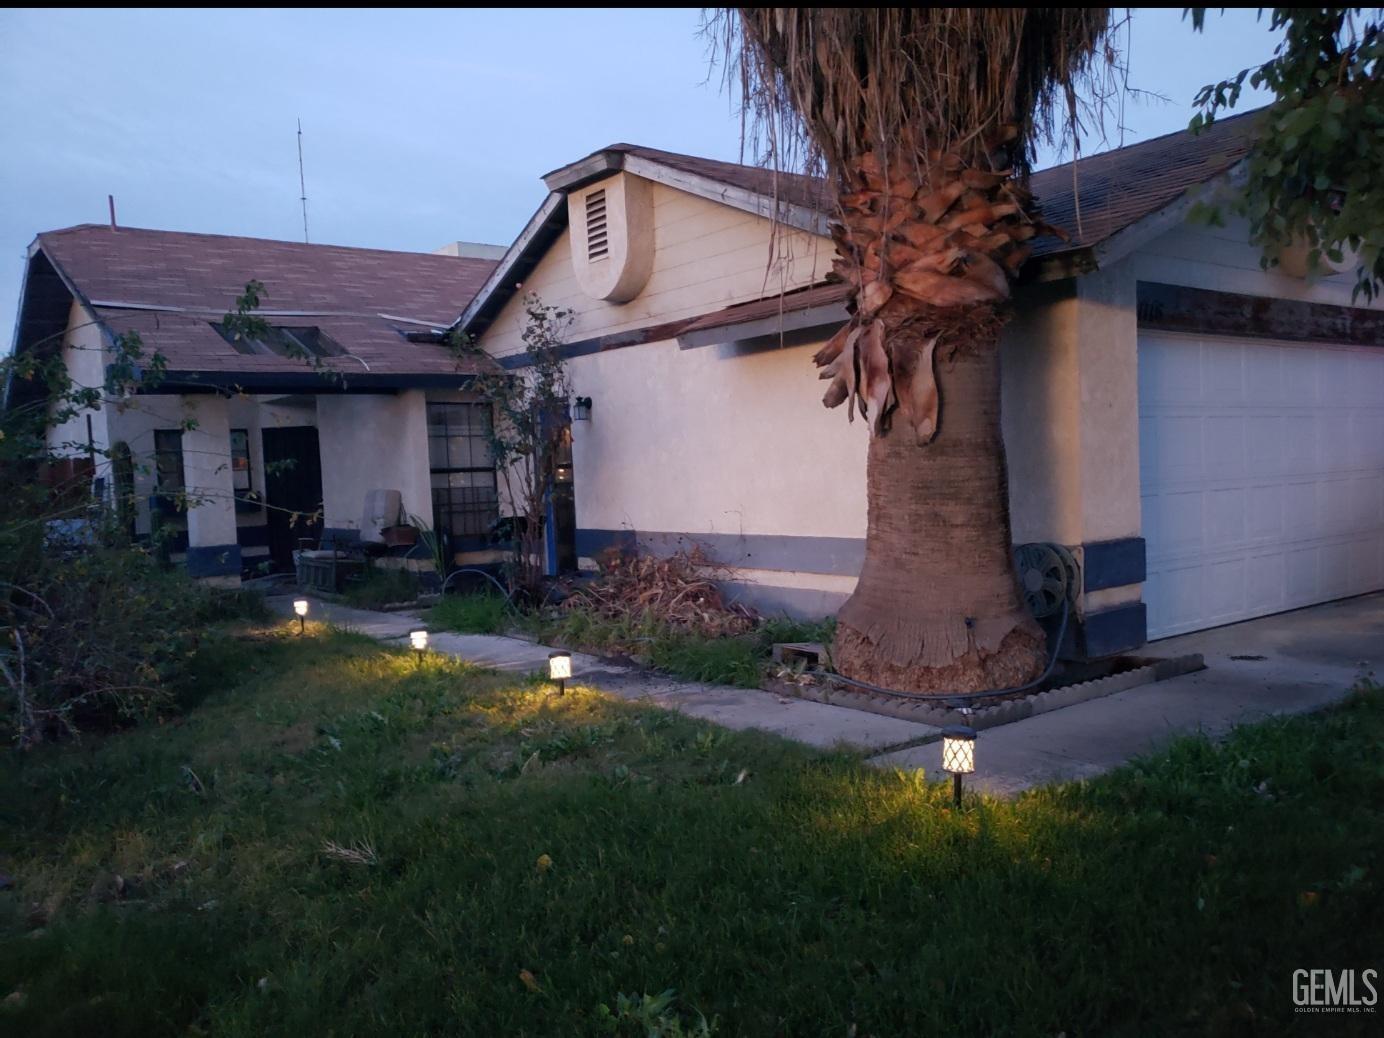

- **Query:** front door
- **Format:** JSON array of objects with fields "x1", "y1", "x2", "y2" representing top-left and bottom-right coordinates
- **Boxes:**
[{"x1": 262, "y1": 425, "x2": 324, "y2": 571}]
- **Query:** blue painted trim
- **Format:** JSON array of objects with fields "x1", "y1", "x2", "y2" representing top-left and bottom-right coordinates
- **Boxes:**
[
  {"x1": 575, "y1": 528, "x2": 637, "y2": 558},
  {"x1": 720, "y1": 580, "x2": 849, "y2": 620},
  {"x1": 1080, "y1": 602, "x2": 1148, "y2": 658},
  {"x1": 575, "y1": 528, "x2": 865, "y2": 577},
  {"x1": 1083, "y1": 537, "x2": 1146, "y2": 592},
  {"x1": 186, "y1": 544, "x2": 241, "y2": 578}
]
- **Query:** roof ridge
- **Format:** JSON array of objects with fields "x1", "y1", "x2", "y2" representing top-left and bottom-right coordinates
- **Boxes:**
[
  {"x1": 600, "y1": 104, "x2": 1267, "y2": 185},
  {"x1": 35, "y1": 223, "x2": 499, "y2": 264}
]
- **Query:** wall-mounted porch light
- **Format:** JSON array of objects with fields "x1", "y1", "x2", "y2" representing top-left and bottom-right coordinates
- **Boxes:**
[
  {"x1": 293, "y1": 598, "x2": 309, "y2": 634},
  {"x1": 548, "y1": 650, "x2": 572, "y2": 695},
  {"x1": 573, "y1": 396, "x2": 593, "y2": 422},
  {"x1": 410, "y1": 629, "x2": 429, "y2": 665},
  {"x1": 941, "y1": 725, "x2": 977, "y2": 808}
]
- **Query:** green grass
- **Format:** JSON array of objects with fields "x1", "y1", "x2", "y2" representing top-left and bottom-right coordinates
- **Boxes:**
[
  {"x1": 429, "y1": 590, "x2": 513, "y2": 634},
  {"x1": 340, "y1": 565, "x2": 419, "y2": 609},
  {"x1": 526, "y1": 612, "x2": 835, "y2": 688},
  {"x1": 2, "y1": 625, "x2": 1381, "y2": 1036}
]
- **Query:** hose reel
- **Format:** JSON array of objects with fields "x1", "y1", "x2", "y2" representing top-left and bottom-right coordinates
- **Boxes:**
[{"x1": 1012, "y1": 542, "x2": 1080, "y2": 619}]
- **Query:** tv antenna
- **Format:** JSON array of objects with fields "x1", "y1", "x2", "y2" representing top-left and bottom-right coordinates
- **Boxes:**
[{"x1": 297, "y1": 118, "x2": 310, "y2": 243}]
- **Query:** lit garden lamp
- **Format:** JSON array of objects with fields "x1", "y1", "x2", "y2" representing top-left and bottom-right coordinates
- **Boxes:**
[
  {"x1": 409, "y1": 629, "x2": 429, "y2": 666},
  {"x1": 941, "y1": 725, "x2": 977, "y2": 809},
  {"x1": 293, "y1": 598, "x2": 309, "y2": 634},
  {"x1": 548, "y1": 650, "x2": 572, "y2": 696}
]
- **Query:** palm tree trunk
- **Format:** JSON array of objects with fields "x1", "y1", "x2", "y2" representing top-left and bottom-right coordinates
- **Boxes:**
[{"x1": 831, "y1": 305, "x2": 1045, "y2": 693}]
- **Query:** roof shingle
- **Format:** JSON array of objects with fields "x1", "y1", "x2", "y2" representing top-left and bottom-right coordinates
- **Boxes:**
[{"x1": 34, "y1": 225, "x2": 501, "y2": 380}]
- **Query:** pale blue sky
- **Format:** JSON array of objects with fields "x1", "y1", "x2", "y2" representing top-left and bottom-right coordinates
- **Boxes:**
[{"x1": 1, "y1": 8, "x2": 1280, "y2": 338}]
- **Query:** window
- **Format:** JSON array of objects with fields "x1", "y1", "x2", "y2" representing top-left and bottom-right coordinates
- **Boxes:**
[
  {"x1": 153, "y1": 429, "x2": 185, "y2": 513},
  {"x1": 211, "y1": 323, "x2": 346, "y2": 359},
  {"x1": 427, "y1": 402, "x2": 498, "y2": 543},
  {"x1": 230, "y1": 429, "x2": 261, "y2": 510},
  {"x1": 154, "y1": 429, "x2": 184, "y2": 494}
]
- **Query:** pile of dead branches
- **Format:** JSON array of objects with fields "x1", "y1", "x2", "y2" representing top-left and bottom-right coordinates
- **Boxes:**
[{"x1": 562, "y1": 546, "x2": 757, "y2": 637}]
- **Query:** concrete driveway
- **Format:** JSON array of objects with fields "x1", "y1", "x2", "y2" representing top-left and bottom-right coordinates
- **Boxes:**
[{"x1": 872, "y1": 592, "x2": 1382, "y2": 795}]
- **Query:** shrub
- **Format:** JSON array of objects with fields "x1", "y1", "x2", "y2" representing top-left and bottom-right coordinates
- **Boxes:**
[{"x1": 1, "y1": 544, "x2": 266, "y2": 745}]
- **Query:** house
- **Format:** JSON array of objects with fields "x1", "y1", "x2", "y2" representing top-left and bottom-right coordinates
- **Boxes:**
[
  {"x1": 8, "y1": 227, "x2": 506, "y2": 582},
  {"x1": 10, "y1": 110, "x2": 1382, "y2": 657},
  {"x1": 459, "y1": 111, "x2": 1384, "y2": 656}
]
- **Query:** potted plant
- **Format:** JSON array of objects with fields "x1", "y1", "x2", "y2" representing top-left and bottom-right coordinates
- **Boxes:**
[{"x1": 381, "y1": 523, "x2": 418, "y2": 548}]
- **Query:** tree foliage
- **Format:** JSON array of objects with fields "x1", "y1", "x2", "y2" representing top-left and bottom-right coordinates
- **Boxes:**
[
  {"x1": 1189, "y1": 7, "x2": 1384, "y2": 299},
  {"x1": 451, "y1": 294, "x2": 573, "y2": 597}
]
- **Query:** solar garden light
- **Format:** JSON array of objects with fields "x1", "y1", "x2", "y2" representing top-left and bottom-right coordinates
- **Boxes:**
[
  {"x1": 548, "y1": 650, "x2": 572, "y2": 695},
  {"x1": 293, "y1": 598, "x2": 309, "y2": 634},
  {"x1": 941, "y1": 725, "x2": 977, "y2": 808},
  {"x1": 409, "y1": 629, "x2": 428, "y2": 665}
]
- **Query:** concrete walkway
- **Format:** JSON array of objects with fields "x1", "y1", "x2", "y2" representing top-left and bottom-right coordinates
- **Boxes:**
[
  {"x1": 270, "y1": 592, "x2": 1380, "y2": 794},
  {"x1": 874, "y1": 593, "x2": 1382, "y2": 795},
  {"x1": 268, "y1": 596, "x2": 941, "y2": 753}
]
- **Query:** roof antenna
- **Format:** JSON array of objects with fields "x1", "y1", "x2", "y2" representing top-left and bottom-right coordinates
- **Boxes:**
[
  {"x1": 108, "y1": 194, "x2": 117, "y2": 231},
  {"x1": 297, "y1": 118, "x2": 310, "y2": 243}
]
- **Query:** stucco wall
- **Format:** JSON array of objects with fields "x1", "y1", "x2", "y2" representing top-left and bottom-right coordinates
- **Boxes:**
[
  {"x1": 482, "y1": 178, "x2": 835, "y2": 357},
  {"x1": 46, "y1": 299, "x2": 109, "y2": 462},
  {"x1": 107, "y1": 392, "x2": 316, "y2": 559},
  {"x1": 316, "y1": 391, "x2": 431, "y2": 534}
]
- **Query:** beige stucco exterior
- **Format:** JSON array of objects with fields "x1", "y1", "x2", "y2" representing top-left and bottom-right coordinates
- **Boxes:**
[{"x1": 475, "y1": 168, "x2": 1377, "y2": 648}]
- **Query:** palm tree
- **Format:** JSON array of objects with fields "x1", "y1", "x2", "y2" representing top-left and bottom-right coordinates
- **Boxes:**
[{"x1": 714, "y1": 9, "x2": 1116, "y2": 692}]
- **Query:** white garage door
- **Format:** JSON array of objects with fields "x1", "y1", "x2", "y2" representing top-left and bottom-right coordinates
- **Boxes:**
[{"x1": 1139, "y1": 331, "x2": 1384, "y2": 639}]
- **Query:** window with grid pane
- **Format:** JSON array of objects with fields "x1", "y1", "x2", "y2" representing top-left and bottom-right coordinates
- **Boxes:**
[
  {"x1": 153, "y1": 429, "x2": 185, "y2": 493},
  {"x1": 427, "y1": 402, "x2": 498, "y2": 541}
]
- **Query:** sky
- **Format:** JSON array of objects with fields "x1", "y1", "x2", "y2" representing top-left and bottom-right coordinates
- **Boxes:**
[{"x1": 0, "y1": 8, "x2": 1282, "y2": 339}]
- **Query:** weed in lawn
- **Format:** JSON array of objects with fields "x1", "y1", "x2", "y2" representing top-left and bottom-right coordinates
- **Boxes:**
[
  {"x1": 341, "y1": 565, "x2": 419, "y2": 609},
  {"x1": 533, "y1": 611, "x2": 837, "y2": 688},
  {"x1": 430, "y1": 590, "x2": 513, "y2": 634},
  {"x1": 3, "y1": 628, "x2": 1380, "y2": 1036}
]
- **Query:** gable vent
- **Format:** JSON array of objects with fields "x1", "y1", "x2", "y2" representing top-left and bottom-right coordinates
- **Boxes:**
[{"x1": 585, "y1": 189, "x2": 609, "y2": 261}]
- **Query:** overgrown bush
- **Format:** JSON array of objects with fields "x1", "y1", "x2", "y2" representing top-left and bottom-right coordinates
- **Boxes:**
[{"x1": 2, "y1": 543, "x2": 266, "y2": 745}]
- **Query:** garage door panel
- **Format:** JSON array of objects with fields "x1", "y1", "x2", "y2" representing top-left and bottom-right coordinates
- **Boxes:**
[
  {"x1": 1247, "y1": 484, "x2": 1284, "y2": 542},
  {"x1": 1206, "y1": 487, "x2": 1246, "y2": 548},
  {"x1": 1140, "y1": 331, "x2": 1384, "y2": 638},
  {"x1": 1205, "y1": 416, "x2": 1246, "y2": 477}
]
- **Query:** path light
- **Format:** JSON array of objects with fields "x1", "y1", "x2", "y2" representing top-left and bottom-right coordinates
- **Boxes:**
[
  {"x1": 293, "y1": 598, "x2": 309, "y2": 634},
  {"x1": 410, "y1": 629, "x2": 428, "y2": 666},
  {"x1": 548, "y1": 650, "x2": 572, "y2": 696},
  {"x1": 941, "y1": 725, "x2": 977, "y2": 809}
]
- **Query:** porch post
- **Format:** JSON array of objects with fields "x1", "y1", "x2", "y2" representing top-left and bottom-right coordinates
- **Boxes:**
[{"x1": 182, "y1": 395, "x2": 241, "y2": 586}]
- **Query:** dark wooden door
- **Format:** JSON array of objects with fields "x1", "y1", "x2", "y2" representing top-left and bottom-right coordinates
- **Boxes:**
[{"x1": 262, "y1": 426, "x2": 323, "y2": 571}]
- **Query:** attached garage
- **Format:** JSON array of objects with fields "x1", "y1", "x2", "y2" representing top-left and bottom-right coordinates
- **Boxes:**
[{"x1": 1138, "y1": 329, "x2": 1384, "y2": 638}]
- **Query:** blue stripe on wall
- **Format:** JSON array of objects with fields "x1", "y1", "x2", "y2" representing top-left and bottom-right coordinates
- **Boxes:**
[
  {"x1": 575, "y1": 528, "x2": 864, "y2": 577},
  {"x1": 186, "y1": 544, "x2": 241, "y2": 578}
]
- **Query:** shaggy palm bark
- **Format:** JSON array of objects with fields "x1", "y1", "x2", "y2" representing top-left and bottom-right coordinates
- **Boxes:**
[
  {"x1": 717, "y1": 7, "x2": 1114, "y2": 692},
  {"x1": 833, "y1": 307, "x2": 1044, "y2": 690},
  {"x1": 815, "y1": 144, "x2": 1046, "y2": 691}
]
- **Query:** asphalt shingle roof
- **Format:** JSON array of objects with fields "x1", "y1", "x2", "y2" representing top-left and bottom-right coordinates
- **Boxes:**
[
  {"x1": 34, "y1": 225, "x2": 500, "y2": 379},
  {"x1": 610, "y1": 108, "x2": 1261, "y2": 257}
]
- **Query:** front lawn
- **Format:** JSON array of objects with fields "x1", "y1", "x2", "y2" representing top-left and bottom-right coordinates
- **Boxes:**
[
  {"x1": 430, "y1": 591, "x2": 833, "y2": 688},
  {"x1": 2, "y1": 625, "x2": 1381, "y2": 1035}
]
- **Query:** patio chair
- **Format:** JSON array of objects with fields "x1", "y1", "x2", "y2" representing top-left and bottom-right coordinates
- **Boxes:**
[{"x1": 295, "y1": 489, "x2": 403, "y2": 593}]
